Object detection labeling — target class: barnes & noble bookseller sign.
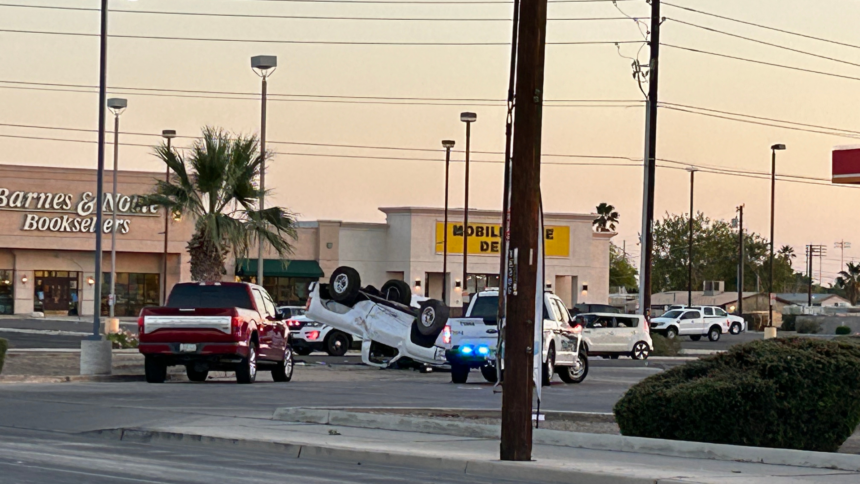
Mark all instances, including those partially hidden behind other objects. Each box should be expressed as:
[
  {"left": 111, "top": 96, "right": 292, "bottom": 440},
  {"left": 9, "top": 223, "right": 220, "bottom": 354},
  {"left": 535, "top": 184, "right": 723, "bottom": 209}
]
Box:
[{"left": 0, "top": 188, "right": 159, "bottom": 234}]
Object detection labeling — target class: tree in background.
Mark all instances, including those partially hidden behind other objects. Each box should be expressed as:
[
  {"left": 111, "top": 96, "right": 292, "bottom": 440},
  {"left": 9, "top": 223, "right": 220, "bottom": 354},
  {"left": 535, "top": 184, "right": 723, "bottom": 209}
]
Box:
[
  {"left": 651, "top": 212, "right": 797, "bottom": 294},
  {"left": 593, "top": 203, "right": 619, "bottom": 232},
  {"left": 836, "top": 262, "right": 860, "bottom": 305},
  {"left": 778, "top": 245, "right": 796, "bottom": 267},
  {"left": 610, "top": 243, "right": 639, "bottom": 293},
  {"left": 144, "top": 127, "right": 298, "bottom": 282}
]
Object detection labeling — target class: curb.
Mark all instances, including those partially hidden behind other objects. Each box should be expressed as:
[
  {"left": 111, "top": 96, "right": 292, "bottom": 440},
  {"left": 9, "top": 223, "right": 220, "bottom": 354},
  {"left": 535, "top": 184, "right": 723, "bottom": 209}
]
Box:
[
  {"left": 83, "top": 428, "right": 664, "bottom": 484},
  {"left": 274, "top": 407, "right": 860, "bottom": 473},
  {"left": 0, "top": 373, "right": 184, "bottom": 384}
]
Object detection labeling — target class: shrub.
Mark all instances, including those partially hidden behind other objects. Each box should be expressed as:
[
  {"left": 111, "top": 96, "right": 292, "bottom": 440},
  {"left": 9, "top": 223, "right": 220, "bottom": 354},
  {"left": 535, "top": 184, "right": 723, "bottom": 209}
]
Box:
[
  {"left": 106, "top": 330, "right": 139, "bottom": 349},
  {"left": 0, "top": 338, "right": 6, "bottom": 375},
  {"left": 614, "top": 338, "right": 860, "bottom": 452},
  {"left": 796, "top": 319, "right": 822, "bottom": 334},
  {"left": 650, "top": 333, "right": 681, "bottom": 357},
  {"left": 780, "top": 314, "right": 796, "bottom": 331},
  {"left": 836, "top": 326, "right": 852, "bottom": 335}
]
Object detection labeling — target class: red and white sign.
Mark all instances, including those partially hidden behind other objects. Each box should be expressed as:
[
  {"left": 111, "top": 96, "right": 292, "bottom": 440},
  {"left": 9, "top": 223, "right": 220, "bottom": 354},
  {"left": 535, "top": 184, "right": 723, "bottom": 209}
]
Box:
[{"left": 832, "top": 145, "right": 860, "bottom": 184}]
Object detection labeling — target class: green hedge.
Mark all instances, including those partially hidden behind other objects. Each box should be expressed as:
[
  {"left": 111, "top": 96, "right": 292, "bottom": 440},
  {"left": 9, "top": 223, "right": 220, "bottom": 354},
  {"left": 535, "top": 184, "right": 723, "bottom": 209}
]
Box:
[
  {"left": 797, "top": 319, "right": 822, "bottom": 334},
  {"left": 614, "top": 338, "right": 860, "bottom": 452},
  {"left": 780, "top": 314, "right": 796, "bottom": 331},
  {"left": 650, "top": 333, "right": 681, "bottom": 357},
  {"left": 836, "top": 326, "right": 852, "bottom": 335},
  {"left": 0, "top": 338, "right": 7, "bottom": 375}
]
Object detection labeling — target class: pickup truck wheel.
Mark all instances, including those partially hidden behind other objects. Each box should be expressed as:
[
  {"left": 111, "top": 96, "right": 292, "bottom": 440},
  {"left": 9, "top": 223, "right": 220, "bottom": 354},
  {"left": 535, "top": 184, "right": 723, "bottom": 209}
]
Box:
[
  {"left": 381, "top": 280, "right": 413, "bottom": 306},
  {"left": 689, "top": 335, "right": 702, "bottom": 341},
  {"left": 558, "top": 352, "right": 588, "bottom": 384},
  {"left": 236, "top": 346, "right": 258, "bottom": 384},
  {"left": 480, "top": 365, "right": 498, "bottom": 383},
  {"left": 541, "top": 346, "right": 555, "bottom": 387},
  {"left": 730, "top": 323, "right": 742, "bottom": 335},
  {"left": 272, "top": 347, "right": 294, "bottom": 382},
  {"left": 325, "top": 331, "right": 350, "bottom": 357},
  {"left": 144, "top": 356, "right": 167, "bottom": 384},
  {"left": 631, "top": 341, "right": 650, "bottom": 360},
  {"left": 329, "top": 267, "right": 361, "bottom": 305},
  {"left": 708, "top": 326, "right": 721, "bottom": 342},
  {"left": 451, "top": 363, "right": 469, "bottom": 384},
  {"left": 186, "top": 367, "right": 208, "bottom": 382},
  {"left": 417, "top": 300, "right": 449, "bottom": 336},
  {"left": 665, "top": 327, "right": 678, "bottom": 340}
]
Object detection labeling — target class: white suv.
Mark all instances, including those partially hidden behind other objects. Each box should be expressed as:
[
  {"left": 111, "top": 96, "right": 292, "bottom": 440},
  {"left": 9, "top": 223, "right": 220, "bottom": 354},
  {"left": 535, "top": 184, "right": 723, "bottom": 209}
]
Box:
[
  {"left": 572, "top": 313, "right": 652, "bottom": 360},
  {"left": 650, "top": 308, "right": 725, "bottom": 342}
]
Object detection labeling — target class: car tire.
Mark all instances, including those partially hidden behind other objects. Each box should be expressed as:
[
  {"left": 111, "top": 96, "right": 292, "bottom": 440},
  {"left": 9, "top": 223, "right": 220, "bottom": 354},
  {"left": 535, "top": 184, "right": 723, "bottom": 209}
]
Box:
[
  {"left": 145, "top": 356, "right": 167, "bottom": 384},
  {"left": 451, "top": 363, "right": 469, "bottom": 384},
  {"left": 416, "top": 300, "right": 449, "bottom": 337},
  {"left": 730, "top": 323, "right": 742, "bottom": 335},
  {"left": 236, "top": 345, "right": 258, "bottom": 384},
  {"left": 381, "top": 280, "right": 413, "bottom": 306},
  {"left": 665, "top": 327, "right": 678, "bottom": 340},
  {"left": 325, "top": 331, "right": 351, "bottom": 357},
  {"left": 631, "top": 341, "right": 650, "bottom": 360},
  {"left": 541, "top": 345, "right": 555, "bottom": 387},
  {"left": 480, "top": 365, "right": 498, "bottom": 383},
  {"left": 329, "top": 266, "right": 361, "bottom": 305},
  {"left": 186, "top": 366, "right": 208, "bottom": 382},
  {"left": 689, "top": 335, "right": 702, "bottom": 341},
  {"left": 558, "top": 352, "right": 588, "bottom": 384},
  {"left": 272, "top": 347, "right": 294, "bottom": 382},
  {"left": 708, "top": 326, "right": 721, "bottom": 342},
  {"left": 294, "top": 347, "right": 312, "bottom": 356}
]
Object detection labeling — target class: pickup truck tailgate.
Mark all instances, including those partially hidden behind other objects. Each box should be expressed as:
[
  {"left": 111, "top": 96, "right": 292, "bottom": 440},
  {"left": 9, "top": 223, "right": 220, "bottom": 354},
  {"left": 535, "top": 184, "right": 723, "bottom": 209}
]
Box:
[
  {"left": 142, "top": 315, "right": 232, "bottom": 335},
  {"left": 447, "top": 318, "right": 499, "bottom": 348}
]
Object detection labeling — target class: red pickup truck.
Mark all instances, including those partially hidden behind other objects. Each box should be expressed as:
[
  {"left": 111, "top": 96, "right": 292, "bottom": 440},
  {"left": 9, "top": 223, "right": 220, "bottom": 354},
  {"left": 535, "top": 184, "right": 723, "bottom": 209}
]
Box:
[{"left": 138, "top": 282, "right": 293, "bottom": 384}]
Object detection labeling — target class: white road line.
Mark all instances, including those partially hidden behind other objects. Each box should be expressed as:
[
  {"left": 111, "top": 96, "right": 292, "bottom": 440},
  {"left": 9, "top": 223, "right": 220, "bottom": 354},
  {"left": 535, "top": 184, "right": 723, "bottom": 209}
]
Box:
[{"left": 0, "top": 327, "right": 90, "bottom": 337}]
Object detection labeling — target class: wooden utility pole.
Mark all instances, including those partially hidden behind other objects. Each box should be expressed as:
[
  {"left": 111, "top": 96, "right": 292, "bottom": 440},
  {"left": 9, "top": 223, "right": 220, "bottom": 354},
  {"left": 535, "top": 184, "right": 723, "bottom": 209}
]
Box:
[
  {"left": 737, "top": 205, "right": 744, "bottom": 315},
  {"left": 500, "top": 0, "right": 548, "bottom": 462}
]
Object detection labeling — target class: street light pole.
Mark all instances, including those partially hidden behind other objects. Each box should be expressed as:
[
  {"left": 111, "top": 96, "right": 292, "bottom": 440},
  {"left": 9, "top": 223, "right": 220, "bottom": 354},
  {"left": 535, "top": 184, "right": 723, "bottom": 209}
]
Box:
[
  {"left": 460, "top": 112, "right": 477, "bottom": 303},
  {"left": 769, "top": 144, "right": 786, "bottom": 327},
  {"left": 251, "top": 55, "right": 277, "bottom": 288},
  {"left": 686, "top": 167, "right": 697, "bottom": 307},
  {"left": 161, "top": 130, "right": 176, "bottom": 306},
  {"left": 107, "top": 98, "right": 127, "bottom": 320},
  {"left": 91, "top": 0, "right": 110, "bottom": 338},
  {"left": 442, "top": 140, "right": 456, "bottom": 304}
]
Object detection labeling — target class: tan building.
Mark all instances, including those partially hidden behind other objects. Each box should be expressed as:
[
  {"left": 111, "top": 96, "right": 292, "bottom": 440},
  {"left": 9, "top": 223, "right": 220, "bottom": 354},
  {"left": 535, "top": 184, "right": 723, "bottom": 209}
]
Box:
[{"left": 0, "top": 165, "right": 193, "bottom": 317}]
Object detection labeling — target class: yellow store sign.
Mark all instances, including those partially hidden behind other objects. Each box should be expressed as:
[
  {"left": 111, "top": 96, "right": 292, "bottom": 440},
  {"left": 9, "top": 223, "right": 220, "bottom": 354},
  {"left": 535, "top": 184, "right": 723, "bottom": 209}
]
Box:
[{"left": 435, "top": 222, "right": 570, "bottom": 257}]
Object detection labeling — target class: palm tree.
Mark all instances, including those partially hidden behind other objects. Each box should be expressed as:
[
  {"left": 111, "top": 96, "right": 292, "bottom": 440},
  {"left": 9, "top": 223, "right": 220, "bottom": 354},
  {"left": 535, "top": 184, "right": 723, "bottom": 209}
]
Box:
[
  {"left": 144, "top": 127, "right": 297, "bottom": 282},
  {"left": 836, "top": 262, "right": 860, "bottom": 305},
  {"left": 593, "top": 203, "right": 619, "bottom": 232},
  {"left": 778, "top": 245, "right": 796, "bottom": 267}
]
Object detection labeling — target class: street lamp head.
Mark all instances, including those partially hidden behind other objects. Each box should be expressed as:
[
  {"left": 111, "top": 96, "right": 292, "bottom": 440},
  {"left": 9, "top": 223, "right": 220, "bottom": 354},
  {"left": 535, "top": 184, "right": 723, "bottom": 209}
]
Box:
[
  {"left": 686, "top": 166, "right": 699, "bottom": 173},
  {"left": 161, "top": 129, "right": 177, "bottom": 140},
  {"left": 771, "top": 144, "right": 786, "bottom": 151},
  {"left": 107, "top": 98, "right": 127, "bottom": 114},
  {"left": 442, "top": 140, "right": 456, "bottom": 149},
  {"left": 251, "top": 55, "right": 278, "bottom": 71},
  {"left": 460, "top": 112, "right": 477, "bottom": 123}
]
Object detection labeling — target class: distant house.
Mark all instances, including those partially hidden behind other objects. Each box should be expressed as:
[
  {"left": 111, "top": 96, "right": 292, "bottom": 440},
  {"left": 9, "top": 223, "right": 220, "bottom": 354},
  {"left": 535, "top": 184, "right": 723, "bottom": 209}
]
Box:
[
  {"left": 776, "top": 293, "right": 850, "bottom": 307},
  {"left": 651, "top": 291, "right": 771, "bottom": 313}
]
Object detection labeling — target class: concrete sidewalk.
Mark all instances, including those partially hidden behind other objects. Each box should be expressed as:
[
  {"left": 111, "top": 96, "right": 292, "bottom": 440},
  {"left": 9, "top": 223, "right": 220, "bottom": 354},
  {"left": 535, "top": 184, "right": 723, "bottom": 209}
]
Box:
[{"left": 88, "top": 414, "right": 860, "bottom": 483}]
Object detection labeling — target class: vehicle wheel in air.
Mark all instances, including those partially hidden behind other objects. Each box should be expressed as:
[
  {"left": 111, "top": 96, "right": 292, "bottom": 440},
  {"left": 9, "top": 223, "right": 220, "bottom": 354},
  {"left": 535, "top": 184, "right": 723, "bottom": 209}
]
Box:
[
  {"left": 631, "top": 341, "right": 650, "bottom": 360},
  {"left": 381, "top": 280, "right": 413, "bottom": 306},
  {"left": 145, "top": 356, "right": 167, "bottom": 384},
  {"left": 541, "top": 346, "right": 555, "bottom": 387},
  {"left": 272, "top": 347, "right": 294, "bottom": 382},
  {"left": 689, "top": 335, "right": 702, "bottom": 341},
  {"left": 665, "top": 327, "right": 678, "bottom": 340},
  {"left": 708, "top": 326, "right": 721, "bottom": 342},
  {"left": 236, "top": 345, "right": 258, "bottom": 384},
  {"left": 329, "top": 266, "right": 361, "bottom": 305},
  {"left": 480, "top": 365, "right": 498, "bottom": 383},
  {"left": 325, "top": 331, "right": 351, "bottom": 357},
  {"left": 416, "top": 300, "right": 449, "bottom": 336},
  {"left": 558, "top": 352, "right": 588, "bottom": 384},
  {"left": 730, "top": 323, "right": 742, "bottom": 335},
  {"left": 451, "top": 363, "right": 469, "bottom": 384},
  {"left": 294, "top": 347, "right": 312, "bottom": 356},
  {"left": 186, "top": 366, "right": 208, "bottom": 382}
]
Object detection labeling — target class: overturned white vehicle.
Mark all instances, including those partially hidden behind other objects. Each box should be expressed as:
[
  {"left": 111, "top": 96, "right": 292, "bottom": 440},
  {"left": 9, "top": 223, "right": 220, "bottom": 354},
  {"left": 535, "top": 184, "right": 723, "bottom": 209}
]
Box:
[{"left": 306, "top": 266, "right": 450, "bottom": 368}]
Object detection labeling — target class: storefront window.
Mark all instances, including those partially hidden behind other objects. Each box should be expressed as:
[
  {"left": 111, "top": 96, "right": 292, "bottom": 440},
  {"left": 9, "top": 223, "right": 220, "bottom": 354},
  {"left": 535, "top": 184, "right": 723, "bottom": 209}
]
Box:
[
  {"left": 101, "top": 273, "right": 160, "bottom": 317},
  {"left": 466, "top": 273, "right": 501, "bottom": 296},
  {"left": 239, "top": 276, "right": 316, "bottom": 306},
  {"left": 0, "top": 270, "right": 13, "bottom": 315},
  {"left": 34, "top": 271, "right": 80, "bottom": 315}
]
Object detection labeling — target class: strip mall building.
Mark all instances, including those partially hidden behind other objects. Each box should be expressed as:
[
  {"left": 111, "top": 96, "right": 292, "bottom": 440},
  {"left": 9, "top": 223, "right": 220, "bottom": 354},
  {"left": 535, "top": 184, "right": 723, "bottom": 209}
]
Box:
[{"left": 0, "top": 165, "right": 613, "bottom": 316}]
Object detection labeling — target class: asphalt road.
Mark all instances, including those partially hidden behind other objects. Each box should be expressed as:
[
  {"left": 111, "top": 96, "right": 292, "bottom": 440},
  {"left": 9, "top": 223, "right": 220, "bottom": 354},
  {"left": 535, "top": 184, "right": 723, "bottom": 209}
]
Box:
[{"left": 0, "top": 427, "right": 546, "bottom": 484}]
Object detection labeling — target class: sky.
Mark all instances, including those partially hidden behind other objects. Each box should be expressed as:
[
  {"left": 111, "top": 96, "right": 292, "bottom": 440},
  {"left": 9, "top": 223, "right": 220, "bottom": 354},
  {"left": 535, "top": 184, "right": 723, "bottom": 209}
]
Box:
[{"left": 2, "top": 0, "right": 860, "bottom": 285}]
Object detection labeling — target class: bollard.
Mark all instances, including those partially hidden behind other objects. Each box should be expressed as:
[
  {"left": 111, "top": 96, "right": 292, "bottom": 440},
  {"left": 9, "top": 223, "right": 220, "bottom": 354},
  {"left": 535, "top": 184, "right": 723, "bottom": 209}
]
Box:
[{"left": 764, "top": 327, "right": 778, "bottom": 339}]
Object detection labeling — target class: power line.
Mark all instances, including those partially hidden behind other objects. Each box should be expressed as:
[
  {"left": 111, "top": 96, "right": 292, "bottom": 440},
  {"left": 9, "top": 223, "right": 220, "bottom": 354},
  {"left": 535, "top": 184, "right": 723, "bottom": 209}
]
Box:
[
  {"left": 662, "top": 1, "right": 860, "bottom": 51},
  {"left": 0, "top": 28, "right": 643, "bottom": 46},
  {"left": 660, "top": 105, "right": 860, "bottom": 139},
  {"left": 666, "top": 18, "right": 860, "bottom": 69},
  {"left": 0, "top": 3, "right": 636, "bottom": 22}
]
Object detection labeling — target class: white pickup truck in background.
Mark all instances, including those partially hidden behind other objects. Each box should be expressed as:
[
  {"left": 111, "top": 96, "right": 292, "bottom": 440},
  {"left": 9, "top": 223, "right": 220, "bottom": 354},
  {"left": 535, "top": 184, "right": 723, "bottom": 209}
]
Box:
[{"left": 443, "top": 290, "right": 588, "bottom": 386}]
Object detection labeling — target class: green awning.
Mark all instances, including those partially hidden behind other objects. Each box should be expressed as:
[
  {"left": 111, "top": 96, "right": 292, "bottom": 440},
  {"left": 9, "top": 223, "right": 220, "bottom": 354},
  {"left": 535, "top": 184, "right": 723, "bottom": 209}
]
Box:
[{"left": 236, "top": 259, "right": 324, "bottom": 279}]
